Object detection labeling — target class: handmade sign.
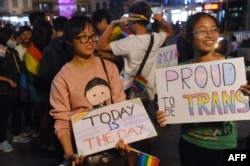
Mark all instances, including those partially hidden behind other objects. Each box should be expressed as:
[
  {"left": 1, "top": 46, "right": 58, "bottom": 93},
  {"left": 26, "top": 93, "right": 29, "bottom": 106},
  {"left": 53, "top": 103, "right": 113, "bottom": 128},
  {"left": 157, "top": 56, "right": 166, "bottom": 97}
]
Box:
[
  {"left": 156, "top": 44, "right": 178, "bottom": 69},
  {"left": 156, "top": 57, "right": 250, "bottom": 124},
  {"left": 71, "top": 98, "right": 157, "bottom": 156}
]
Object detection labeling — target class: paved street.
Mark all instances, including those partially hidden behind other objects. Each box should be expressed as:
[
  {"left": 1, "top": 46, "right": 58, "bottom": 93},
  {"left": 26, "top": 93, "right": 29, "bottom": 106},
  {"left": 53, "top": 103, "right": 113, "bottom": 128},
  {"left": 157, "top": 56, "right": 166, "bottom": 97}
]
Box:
[{"left": 1, "top": 120, "right": 250, "bottom": 166}]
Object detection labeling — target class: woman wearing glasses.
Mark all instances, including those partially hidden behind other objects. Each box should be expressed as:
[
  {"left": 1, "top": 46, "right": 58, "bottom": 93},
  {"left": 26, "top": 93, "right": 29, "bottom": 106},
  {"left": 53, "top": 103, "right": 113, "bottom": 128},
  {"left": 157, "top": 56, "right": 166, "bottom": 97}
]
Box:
[
  {"left": 156, "top": 12, "right": 249, "bottom": 166},
  {"left": 49, "top": 15, "right": 134, "bottom": 166}
]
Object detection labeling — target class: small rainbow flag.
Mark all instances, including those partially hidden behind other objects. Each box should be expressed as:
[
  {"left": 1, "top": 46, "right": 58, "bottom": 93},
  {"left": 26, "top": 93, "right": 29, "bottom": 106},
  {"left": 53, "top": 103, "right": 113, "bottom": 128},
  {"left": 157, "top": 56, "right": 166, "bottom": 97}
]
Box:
[
  {"left": 133, "top": 75, "right": 148, "bottom": 92},
  {"left": 131, "top": 148, "right": 160, "bottom": 166}
]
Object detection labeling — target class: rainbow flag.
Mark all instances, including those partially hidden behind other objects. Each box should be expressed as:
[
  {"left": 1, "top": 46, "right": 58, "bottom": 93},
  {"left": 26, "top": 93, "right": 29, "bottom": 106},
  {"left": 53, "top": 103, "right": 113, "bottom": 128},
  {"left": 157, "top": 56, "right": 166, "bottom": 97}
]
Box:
[
  {"left": 21, "top": 43, "right": 45, "bottom": 102},
  {"left": 110, "top": 26, "right": 131, "bottom": 42},
  {"left": 136, "top": 152, "right": 160, "bottom": 166},
  {"left": 133, "top": 75, "right": 148, "bottom": 92}
]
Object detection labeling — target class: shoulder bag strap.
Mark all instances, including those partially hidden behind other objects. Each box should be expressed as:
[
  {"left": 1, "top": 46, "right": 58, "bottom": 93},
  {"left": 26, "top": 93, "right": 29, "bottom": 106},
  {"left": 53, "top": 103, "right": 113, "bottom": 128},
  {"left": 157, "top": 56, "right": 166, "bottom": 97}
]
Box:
[
  {"left": 136, "top": 34, "right": 154, "bottom": 75},
  {"left": 100, "top": 58, "right": 113, "bottom": 104},
  {"left": 12, "top": 51, "right": 21, "bottom": 74}
]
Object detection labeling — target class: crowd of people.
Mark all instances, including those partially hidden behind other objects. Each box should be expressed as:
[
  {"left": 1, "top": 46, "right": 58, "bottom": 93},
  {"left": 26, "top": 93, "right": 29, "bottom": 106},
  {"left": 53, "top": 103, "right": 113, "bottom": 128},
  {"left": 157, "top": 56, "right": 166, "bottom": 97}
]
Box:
[
  {"left": 0, "top": 11, "right": 70, "bottom": 155},
  {"left": 1, "top": 1, "right": 250, "bottom": 166}
]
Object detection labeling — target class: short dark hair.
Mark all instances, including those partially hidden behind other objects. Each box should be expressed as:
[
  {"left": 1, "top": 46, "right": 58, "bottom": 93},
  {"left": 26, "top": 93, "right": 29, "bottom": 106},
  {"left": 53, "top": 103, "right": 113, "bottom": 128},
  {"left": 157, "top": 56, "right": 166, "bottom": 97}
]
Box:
[
  {"left": 128, "top": 1, "right": 152, "bottom": 26},
  {"left": 0, "top": 27, "right": 14, "bottom": 46},
  {"left": 92, "top": 9, "right": 111, "bottom": 24},
  {"left": 63, "top": 15, "right": 94, "bottom": 44},
  {"left": 29, "top": 11, "right": 45, "bottom": 26},
  {"left": 53, "top": 16, "right": 68, "bottom": 32},
  {"left": 32, "top": 19, "right": 53, "bottom": 51},
  {"left": 18, "top": 25, "right": 32, "bottom": 36},
  {"left": 151, "top": 20, "right": 166, "bottom": 32}
]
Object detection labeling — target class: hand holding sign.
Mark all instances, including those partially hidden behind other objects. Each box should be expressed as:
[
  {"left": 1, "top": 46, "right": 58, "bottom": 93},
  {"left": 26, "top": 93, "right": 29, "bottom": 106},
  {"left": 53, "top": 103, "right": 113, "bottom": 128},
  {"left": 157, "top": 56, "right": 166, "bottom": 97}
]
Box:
[
  {"left": 156, "top": 110, "right": 167, "bottom": 127},
  {"left": 71, "top": 98, "right": 157, "bottom": 156},
  {"left": 156, "top": 57, "right": 250, "bottom": 124}
]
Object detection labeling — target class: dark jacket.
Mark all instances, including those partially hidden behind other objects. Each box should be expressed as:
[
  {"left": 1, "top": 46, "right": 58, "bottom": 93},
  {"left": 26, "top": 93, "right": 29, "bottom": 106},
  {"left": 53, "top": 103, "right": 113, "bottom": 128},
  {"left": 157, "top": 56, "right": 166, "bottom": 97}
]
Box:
[
  {"left": 0, "top": 48, "right": 22, "bottom": 98},
  {"left": 38, "top": 36, "right": 73, "bottom": 98}
]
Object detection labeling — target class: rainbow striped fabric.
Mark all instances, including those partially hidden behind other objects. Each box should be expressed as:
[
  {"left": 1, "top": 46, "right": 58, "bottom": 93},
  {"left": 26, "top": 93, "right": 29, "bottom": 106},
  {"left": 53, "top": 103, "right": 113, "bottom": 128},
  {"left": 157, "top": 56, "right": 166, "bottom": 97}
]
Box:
[
  {"left": 21, "top": 42, "right": 45, "bottom": 102},
  {"left": 136, "top": 152, "right": 160, "bottom": 166},
  {"left": 133, "top": 75, "right": 148, "bottom": 92},
  {"left": 110, "top": 26, "right": 131, "bottom": 42}
]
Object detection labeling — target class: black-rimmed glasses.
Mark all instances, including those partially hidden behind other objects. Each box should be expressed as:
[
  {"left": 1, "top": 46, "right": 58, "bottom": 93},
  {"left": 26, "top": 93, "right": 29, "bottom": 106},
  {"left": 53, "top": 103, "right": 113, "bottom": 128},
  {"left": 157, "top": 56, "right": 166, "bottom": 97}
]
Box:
[{"left": 74, "top": 34, "right": 97, "bottom": 43}]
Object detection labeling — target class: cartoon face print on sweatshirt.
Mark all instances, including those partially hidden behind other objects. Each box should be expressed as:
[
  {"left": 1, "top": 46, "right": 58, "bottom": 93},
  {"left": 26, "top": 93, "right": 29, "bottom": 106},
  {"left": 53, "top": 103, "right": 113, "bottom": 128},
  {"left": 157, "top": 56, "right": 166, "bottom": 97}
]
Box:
[{"left": 84, "top": 77, "right": 110, "bottom": 109}]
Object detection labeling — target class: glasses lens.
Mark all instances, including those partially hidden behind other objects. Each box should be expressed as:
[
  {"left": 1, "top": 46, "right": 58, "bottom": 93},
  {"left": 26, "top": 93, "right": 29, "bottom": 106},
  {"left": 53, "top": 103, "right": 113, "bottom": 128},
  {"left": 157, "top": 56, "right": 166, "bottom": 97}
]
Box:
[
  {"left": 76, "top": 35, "right": 97, "bottom": 43},
  {"left": 194, "top": 28, "right": 219, "bottom": 36}
]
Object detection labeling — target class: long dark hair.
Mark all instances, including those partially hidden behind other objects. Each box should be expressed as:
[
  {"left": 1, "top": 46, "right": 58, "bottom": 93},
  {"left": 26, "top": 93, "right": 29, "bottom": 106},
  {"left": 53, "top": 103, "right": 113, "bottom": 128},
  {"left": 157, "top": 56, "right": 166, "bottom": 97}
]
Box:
[{"left": 184, "top": 12, "right": 219, "bottom": 60}]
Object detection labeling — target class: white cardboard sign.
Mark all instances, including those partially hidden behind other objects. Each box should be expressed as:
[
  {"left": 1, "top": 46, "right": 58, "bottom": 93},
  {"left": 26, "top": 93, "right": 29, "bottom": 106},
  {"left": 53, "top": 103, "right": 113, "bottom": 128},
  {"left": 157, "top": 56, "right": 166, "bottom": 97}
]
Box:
[
  {"left": 156, "top": 57, "right": 250, "bottom": 124},
  {"left": 156, "top": 44, "right": 178, "bottom": 68},
  {"left": 71, "top": 98, "right": 157, "bottom": 156}
]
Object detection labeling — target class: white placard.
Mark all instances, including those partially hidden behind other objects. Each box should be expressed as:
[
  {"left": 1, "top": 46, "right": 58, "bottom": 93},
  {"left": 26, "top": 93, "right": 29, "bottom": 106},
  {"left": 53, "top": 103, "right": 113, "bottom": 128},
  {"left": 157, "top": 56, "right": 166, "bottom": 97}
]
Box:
[
  {"left": 156, "top": 44, "right": 178, "bottom": 68},
  {"left": 71, "top": 98, "right": 158, "bottom": 156},
  {"left": 156, "top": 57, "right": 250, "bottom": 124}
]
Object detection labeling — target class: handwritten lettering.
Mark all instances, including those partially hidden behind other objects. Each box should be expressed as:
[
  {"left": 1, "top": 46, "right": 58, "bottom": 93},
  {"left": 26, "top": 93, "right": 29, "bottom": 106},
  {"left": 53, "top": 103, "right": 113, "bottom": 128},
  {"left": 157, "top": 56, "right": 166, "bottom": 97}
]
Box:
[
  {"left": 157, "top": 49, "right": 176, "bottom": 64},
  {"left": 161, "top": 97, "right": 175, "bottom": 116},
  {"left": 182, "top": 90, "right": 249, "bottom": 116},
  {"left": 165, "top": 63, "right": 236, "bottom": 91},
  {"left": 83, "top": 124, "right": 144, "bottom": 149},
  {"left": 156, "top": 58, "right": 249, "bottom": 124},
  {"left": 82, "top": 104, "right": 134, "bottom": 126}
]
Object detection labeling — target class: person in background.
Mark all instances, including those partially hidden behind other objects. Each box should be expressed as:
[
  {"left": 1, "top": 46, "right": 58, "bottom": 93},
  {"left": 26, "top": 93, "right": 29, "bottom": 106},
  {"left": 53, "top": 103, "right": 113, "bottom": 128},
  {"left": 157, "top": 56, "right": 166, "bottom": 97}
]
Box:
[
  {"left": 38, "top": 15, "right": 71, "bottom": 161},
  {"left": 92, "top": 9, "right": 126, "bottom": 73},
  {"left": 15, "top": 26, "right": 34, "bottom": 137},
  {"left": 151, "top": 20, "right": 168, "bottom": 33},
  {"left": 156, "top": 12, "right": 250, "bottom": 166},
  {"left": 23, "top": 19, "right": 53, "bottom": 143},
  {"left": 28, "top": 11, "right": 46, "bottom": 27},
  {"left": 0, "top": 27, "right": 30, "bottom": 153},
  {"left": 96, "top": 0, "right": 173, "bottom": 159},
  {"left": 38, "top": 16, "right": 71, "bottom": 99},
  {"left": 228, "top": 35, "right": 239, "bottom": 57},
  {"left": 151, "top": 18, "right": 174, "bottom": 47},
  {"left": 15, "top": 26, "right": 32, "bottom": 60},
  {"left": 4, "top": 23, "right": 16, "bottom": 31},
  {"left": 52, "top": 16, "right": 68, "bottom": 38},
  {"left": 175, "top": 27, "right": 190, "bottom": 62},
  {"left": 49, "top": 15, "right": 135, "bottom": 166}
]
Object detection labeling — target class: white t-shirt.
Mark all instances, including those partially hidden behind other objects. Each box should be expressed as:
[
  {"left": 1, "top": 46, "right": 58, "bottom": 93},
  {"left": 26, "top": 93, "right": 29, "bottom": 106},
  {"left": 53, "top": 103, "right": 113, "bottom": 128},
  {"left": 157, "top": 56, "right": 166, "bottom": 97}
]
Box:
[
  {"left": 15, "top": 44, "right": 27, "bottom": 61},
  {"left": 230, "top": 41, "right": 239, "bottom": 52},
  {"left": 110, "top": 32, "right": 166, "bottom": 100}
]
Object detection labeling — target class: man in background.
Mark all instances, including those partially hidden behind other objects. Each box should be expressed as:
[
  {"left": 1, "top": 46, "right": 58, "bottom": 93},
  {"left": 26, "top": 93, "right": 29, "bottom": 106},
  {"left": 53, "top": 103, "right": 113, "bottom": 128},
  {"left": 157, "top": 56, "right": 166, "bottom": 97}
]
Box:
[
  {"left": 15, "top": 26, "right": 34, "bottom": 137},
  {"left": 38, "top": 16, "right": 72, "bottom": 163},
  {"left": 92, "top": 9, "right": 127, "bottom": 73}
]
